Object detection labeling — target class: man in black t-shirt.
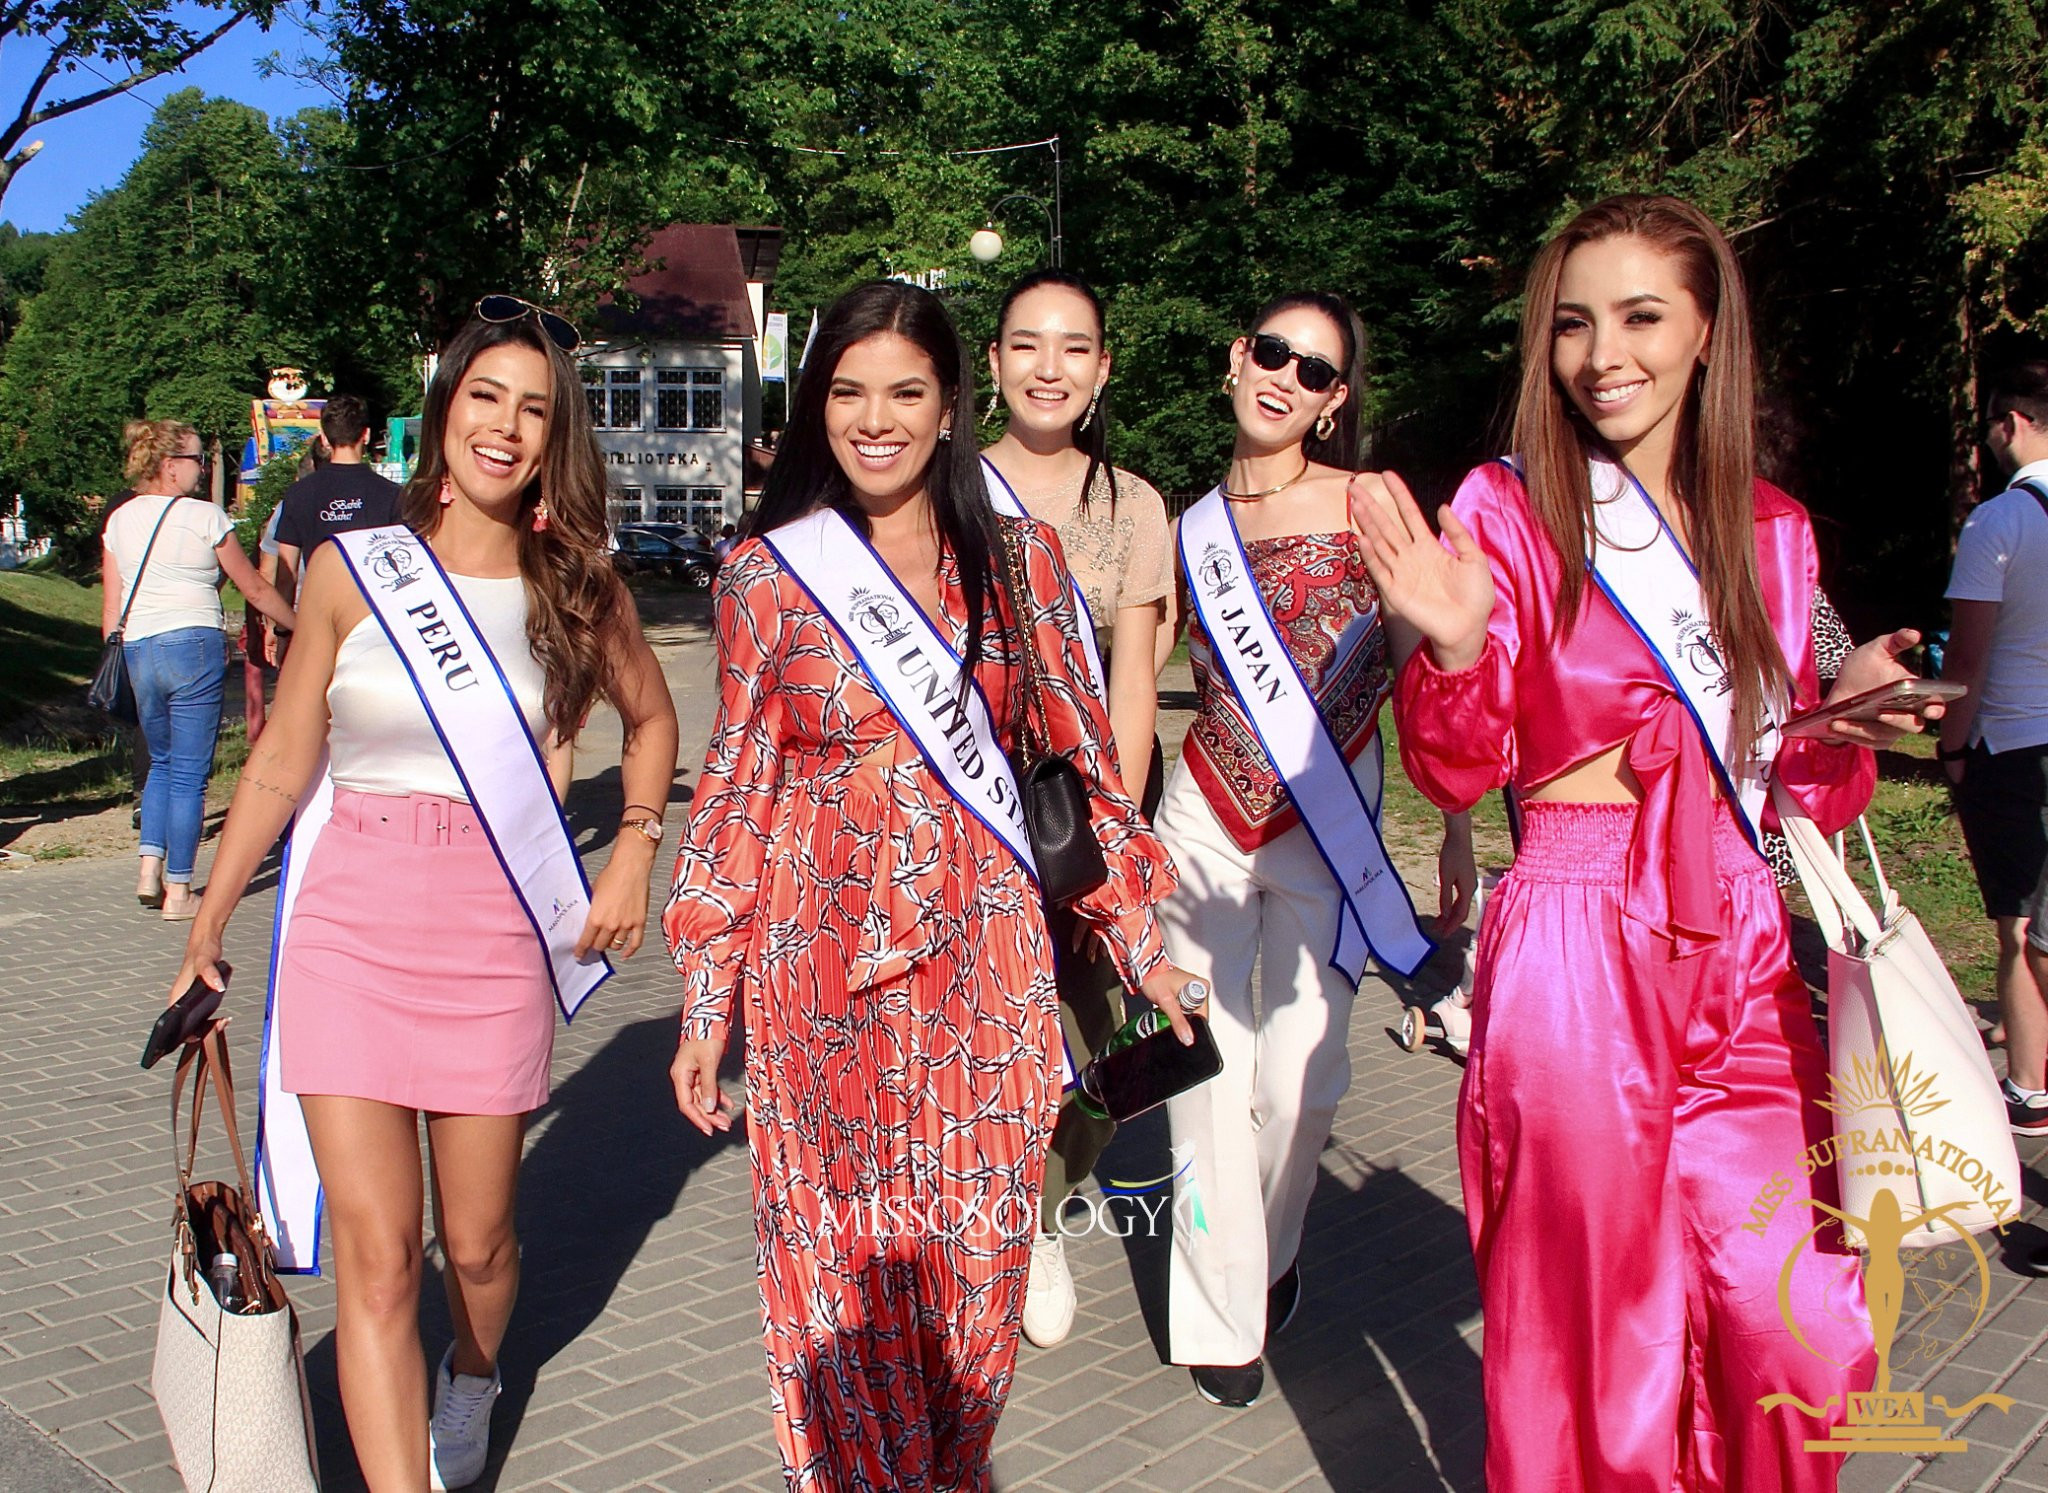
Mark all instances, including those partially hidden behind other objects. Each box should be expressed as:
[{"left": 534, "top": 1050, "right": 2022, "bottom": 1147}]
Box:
[{"left": 274, "top": 394, "right": 401, "bottom": 591}]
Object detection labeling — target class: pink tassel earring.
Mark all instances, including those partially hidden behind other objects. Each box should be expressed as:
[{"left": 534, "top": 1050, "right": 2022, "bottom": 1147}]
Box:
[
  {"left": 532, "top": 497, "right": 550, "bottom": 533},
  {"left": 438, "top": 476, "right": 455, "bottom": 506}
]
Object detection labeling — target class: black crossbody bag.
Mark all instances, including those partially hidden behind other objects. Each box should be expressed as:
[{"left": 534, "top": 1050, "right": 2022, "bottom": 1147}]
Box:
[{"left": 87, "top": 500, "right": 179, "bottom": 723}]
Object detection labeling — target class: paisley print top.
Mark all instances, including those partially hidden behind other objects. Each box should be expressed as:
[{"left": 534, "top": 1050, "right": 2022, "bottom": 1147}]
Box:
[
  {"left": 1183, "top": 531, "right": 1390, "bottom": 851},
  {"left": 665, "top": 513, "right": 1176, "bottom": 1039}
]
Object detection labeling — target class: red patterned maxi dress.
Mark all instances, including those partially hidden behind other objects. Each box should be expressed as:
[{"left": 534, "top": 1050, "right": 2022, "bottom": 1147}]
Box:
[{"left": 664, "top": 514, "right": 1175, "bottom": 1492}]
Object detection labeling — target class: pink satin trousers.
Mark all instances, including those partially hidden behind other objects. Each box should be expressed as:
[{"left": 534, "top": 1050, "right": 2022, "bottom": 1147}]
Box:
[{"left": 1461, "top": 801, "right": 1874, "bottom": 1491}]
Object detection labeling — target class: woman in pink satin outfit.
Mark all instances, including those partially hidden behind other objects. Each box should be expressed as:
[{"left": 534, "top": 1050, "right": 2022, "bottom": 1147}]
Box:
[{"left": 1350, "top": 196, "right": 1944, "bottom": 1491}]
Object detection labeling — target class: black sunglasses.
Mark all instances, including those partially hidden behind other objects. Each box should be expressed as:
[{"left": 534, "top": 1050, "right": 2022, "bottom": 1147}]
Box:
[
  {"left": 1247, "top": 332, "right": 1342, "bottom": 393},
  {"left": 476, "top": 294, "right": 581, "bottom": 353}
]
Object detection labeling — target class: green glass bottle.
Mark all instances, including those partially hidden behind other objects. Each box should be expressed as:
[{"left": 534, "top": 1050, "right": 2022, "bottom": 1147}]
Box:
[{"left": 1075, "top": 978, "right": 1209, "bottom": 1120}]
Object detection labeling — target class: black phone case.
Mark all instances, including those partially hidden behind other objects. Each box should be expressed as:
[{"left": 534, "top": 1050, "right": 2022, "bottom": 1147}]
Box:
[
  {"left": 1091, "top": 1015, "right": 1224, "bottom": 1122},
  {"left": 141, "top": 962, "right": 231, "bottom": 1070}
]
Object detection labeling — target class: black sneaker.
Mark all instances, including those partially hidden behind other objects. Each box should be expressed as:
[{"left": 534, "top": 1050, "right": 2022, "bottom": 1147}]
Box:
[
  {"left": 1192, "top": 1359, "right": 1264, "bottom": 1408},
  {"left": 1267, "top": 1261, "right": 1302, "bottom": 1338},
  {"left": 2008, "top": 1090, "right": 2048, "bottom": 1136}
]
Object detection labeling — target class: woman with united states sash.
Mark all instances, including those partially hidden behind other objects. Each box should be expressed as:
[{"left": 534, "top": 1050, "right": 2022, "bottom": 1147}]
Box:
[
  {"left": 663, "top": 281, "right": 1196, "bottom": 1492},
  {"left": 1156, "top": 290, "right": 1474, "bottom": 1411},
  {"left": 1352, "top": 196, "right": 1940, "bottom": 1492},
  {"left": 165, "top": 304, "right": 678, "bottom": 1492}
]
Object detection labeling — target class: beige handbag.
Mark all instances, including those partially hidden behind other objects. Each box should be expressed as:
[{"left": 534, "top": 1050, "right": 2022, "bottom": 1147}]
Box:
[
  {"left": 150, "top": 1026, "right": 321, "bottom": 1491},
  {"left": 1772, "top": 781, "right": 2020, "bottom": 1249}
]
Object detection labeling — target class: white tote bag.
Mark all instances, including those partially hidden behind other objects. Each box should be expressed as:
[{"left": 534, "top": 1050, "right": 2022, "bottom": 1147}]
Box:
[
  {"left": 1772, "top": 781, "right": 2019, "bottom": 1248},
  {"left": 151, "top": 1029, "right": 321, "bottom": 1491}
]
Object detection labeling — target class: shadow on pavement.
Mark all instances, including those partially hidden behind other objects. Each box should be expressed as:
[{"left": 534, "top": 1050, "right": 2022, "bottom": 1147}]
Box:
[
  {"left": 1095, "top": 1035, "right": 1483, "bottom": 1490},
  {"left": 302, "top": 1015, "right": 748, "bottom": 1490}
]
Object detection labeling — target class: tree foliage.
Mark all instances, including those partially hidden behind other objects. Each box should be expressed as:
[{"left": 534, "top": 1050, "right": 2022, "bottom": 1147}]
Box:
[{"left": 4, "top": 0, "right": 2048, "bottom": 621}]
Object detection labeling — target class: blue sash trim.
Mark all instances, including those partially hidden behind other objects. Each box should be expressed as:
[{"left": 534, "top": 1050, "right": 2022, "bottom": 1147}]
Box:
[{"left": 1181, "top": 493, "right": 1434, "bottom": 980}]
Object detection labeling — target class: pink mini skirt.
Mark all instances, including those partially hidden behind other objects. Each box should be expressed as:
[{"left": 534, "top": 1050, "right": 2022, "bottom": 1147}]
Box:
[{"left": 277, "top": 789, "right": 554, "bottom": 1114}]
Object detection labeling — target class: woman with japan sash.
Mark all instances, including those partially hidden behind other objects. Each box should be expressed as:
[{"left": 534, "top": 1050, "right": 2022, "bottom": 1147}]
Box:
[
  {"left": 165, "top": 304, "right": 678, "bottom": 1491},
  {"left": 1157, "top": 290, "right": 1474, "bottom": 1410},
  {"left": 979, "top": 268, "right": 1175, "bottom": 1350},
  {"left": 1352, "top": 195, "right": 1938, "bottom": 1491},
  {"left": 664, "top": 281, "right": 1195, "bottom": 1490}
]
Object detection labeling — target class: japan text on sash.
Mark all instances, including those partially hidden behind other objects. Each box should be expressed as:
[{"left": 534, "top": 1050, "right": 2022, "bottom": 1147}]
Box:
[
  {"left": 1179, "top": 489, "right": 1434, "bottom": 982},
  {"left": 761, "top": 506, "right": 1081, "bottom": 1086},
  {"left": 1565, "top": 457, "right": 1783, "bottom": 842},
  {"left": 254, "top": 526, "right": 608, "bottom": 1272}
]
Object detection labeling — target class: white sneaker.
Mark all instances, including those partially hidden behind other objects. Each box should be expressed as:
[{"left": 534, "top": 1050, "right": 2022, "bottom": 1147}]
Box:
[
  {"left": 1022, "top": 1231, "right": 1076, "bottom": 1347},
  {"left": 428, "top": 1345, "right": 501, "bottom": 1490}
]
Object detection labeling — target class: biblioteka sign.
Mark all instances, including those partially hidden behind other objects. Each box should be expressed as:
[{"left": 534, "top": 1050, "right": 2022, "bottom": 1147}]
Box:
[{"left": 606, "top": 450, "right": 709, "bottom": 468}]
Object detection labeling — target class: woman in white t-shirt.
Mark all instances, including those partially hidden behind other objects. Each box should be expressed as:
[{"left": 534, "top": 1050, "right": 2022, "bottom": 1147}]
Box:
[{"left": 102, "top": 420, "right": 295, "bottom": 919}]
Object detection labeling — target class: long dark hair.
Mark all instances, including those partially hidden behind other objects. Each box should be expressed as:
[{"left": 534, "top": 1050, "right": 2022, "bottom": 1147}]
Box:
[
  {"left": 748, "top": 280, "right": 1003, "bottom": 672},
  {"left": 1248, "top": 290, "right": 1366, "bottom": 469},
  {"left": 1510, "top": 193, "right": 1786, "bottom": 741},
  {"left": 992, "top": 268, "right": 1120, "bottom": 514},
  {"left": 401, "top": 314, "right": 628, "bottom": 742}
]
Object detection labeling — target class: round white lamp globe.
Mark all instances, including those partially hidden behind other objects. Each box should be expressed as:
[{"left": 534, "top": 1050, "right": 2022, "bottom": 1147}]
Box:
[{"left": 969, "top": 228, "right": 1004, "bottom": 263}]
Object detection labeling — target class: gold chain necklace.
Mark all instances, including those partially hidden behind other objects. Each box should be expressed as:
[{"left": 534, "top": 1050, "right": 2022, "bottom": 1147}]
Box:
[{"left": 1221, "top": 458, "right": 1312, "bottom": 502}]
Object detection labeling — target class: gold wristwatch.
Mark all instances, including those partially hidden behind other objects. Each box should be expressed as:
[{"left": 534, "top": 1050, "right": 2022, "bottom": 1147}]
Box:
[{"left": 621, "top": 815, "right": 664, "bottom": 846}]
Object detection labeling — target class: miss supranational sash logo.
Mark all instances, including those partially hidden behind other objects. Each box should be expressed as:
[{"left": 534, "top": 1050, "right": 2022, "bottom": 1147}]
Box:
[{"left": 1746, "top": 1042, "right": 2015, "bottom": 1454}]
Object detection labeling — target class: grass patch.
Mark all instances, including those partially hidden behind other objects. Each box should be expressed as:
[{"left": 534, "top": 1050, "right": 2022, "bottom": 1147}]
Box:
[
  {"left": 0, "top": 569, "right": 102, "bottom": 716},
  {"left": 0, "top": 736, "right": 128, "bottom": 812}
]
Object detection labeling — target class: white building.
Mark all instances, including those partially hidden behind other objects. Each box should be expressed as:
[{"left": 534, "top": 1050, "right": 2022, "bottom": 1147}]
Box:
[{"left": 583, "top": 224, "right": 780, "bottom": 536}]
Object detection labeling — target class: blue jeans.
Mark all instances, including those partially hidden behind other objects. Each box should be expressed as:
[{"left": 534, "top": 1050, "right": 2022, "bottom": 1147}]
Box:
[{"left": 126, "top": 627, "right": 226, "bottom": 882}]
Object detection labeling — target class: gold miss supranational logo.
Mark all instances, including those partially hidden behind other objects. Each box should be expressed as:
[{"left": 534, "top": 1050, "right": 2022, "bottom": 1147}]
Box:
[{"left": 1746, "top": 1041, "right": 2015, "bottom": 1455}]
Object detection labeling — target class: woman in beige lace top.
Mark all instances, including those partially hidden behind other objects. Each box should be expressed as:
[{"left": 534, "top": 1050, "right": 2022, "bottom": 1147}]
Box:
[
  {"left": 980, "top": 268, "right": 1173, "bottom": 1355},
  {"left": 982, "top": 271, "right": 1171, "bottom": 804}
]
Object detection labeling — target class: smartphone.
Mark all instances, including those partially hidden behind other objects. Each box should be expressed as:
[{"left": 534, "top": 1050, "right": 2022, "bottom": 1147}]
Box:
[
  {"left": 140, "top": 962, "right": 231, "bottom": 1070},
  {"left": 1780, "top": 679, "right": 1967, "bottom": 739},
  {"left": 1086, "top": 1016, "right": 1224, "bottom": 1122}
]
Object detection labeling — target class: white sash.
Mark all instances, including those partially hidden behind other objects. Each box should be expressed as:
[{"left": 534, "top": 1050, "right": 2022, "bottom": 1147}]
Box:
[
  {"left": 255, "top": 527, "right": 608, "bottom": 1272},
  {"left": 1179, "top": 490, "right": 1434, "bottom": 981},
  {"left": 1571, "top": 457, "right": 1782, "bottom": 842},
  {"left": 761, "top": 506, "right": 1086, "bottom": 1088},
  {"left": 979, "top": 454, "right": 1108, "bottom": 697}
]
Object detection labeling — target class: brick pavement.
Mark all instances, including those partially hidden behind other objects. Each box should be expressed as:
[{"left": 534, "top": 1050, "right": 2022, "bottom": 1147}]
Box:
[{"left": 5, "top": 608, "right": 2048, "bottom": 1491}]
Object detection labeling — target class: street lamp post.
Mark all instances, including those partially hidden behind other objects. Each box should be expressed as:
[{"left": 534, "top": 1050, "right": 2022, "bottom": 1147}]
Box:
[{"left": 965, "top": 135, "right": 1063, "bottom": 268}]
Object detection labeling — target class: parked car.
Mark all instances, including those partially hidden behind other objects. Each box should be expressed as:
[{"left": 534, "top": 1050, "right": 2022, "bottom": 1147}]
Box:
[{"left": 611, "top": 526, "right": 715, "bottom": 587}]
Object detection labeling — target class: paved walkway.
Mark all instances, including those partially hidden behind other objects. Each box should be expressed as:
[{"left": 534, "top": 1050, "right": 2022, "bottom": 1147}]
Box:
[{"left": 5, "top": 604, "right": 2048, "bottom": 1491}]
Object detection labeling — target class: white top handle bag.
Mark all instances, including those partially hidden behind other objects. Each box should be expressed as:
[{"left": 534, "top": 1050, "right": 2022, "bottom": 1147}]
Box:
[{"left": 1770, "top": 780, "right": 2019, "bottom": 1249}]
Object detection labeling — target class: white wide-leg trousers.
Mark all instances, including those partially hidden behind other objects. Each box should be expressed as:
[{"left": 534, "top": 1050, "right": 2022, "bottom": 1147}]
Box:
[{"left": 1155, "top": 749, "right": 1378, "bottom": 1367}]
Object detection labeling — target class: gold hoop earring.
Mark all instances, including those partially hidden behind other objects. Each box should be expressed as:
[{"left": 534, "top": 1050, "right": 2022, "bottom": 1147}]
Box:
[
  {"left": 1078, "top": 388, "right": 1102, "bottom": 433},
  {"left": 1315, "top": 410, "right": 1336, "bottom": 442},
  {"left": 1221, "top": 371, "right": 1239, "bottom": 397}
]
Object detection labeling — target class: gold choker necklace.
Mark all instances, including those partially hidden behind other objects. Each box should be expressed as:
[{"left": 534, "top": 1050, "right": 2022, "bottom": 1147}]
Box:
[{"left": 1221, "top": 459, "right": 1311, "bottom": 502}]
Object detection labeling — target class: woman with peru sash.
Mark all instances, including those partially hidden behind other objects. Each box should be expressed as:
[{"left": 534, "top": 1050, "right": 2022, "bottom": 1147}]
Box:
[
  {"left": 664, "top": 280, "right": 1195, "bottom": 1491},
  {"left": 1157, "top": 290, "right": 1474, "bottom": 1411},
  {"left": 1351, "top": 195, "right": 1939, "bottom": 1492},
  {"left": 980, "top": 268, "right": 1174, "bottom": 1350},
  {"left": 166, "top": 304, "right": 679, "bottom": 1492}
]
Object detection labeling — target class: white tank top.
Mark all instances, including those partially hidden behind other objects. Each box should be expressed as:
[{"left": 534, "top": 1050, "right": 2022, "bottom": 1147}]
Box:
[{"left": 327, "top": 573, "right": 548, "bottom": 801}]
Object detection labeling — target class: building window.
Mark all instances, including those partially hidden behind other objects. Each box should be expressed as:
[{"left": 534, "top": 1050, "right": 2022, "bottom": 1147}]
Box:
[
  {"left": 656, "top": 368, "right": 723, "bottom": 431},
  {"left": 608, "top": 485, "right": 645, "bottom": 529},
  {"left": 584, "top": 367, "right": 643, "bottom": 430},
  {"left": 653, "top": 486, "right": 724, "bottom": 535}
]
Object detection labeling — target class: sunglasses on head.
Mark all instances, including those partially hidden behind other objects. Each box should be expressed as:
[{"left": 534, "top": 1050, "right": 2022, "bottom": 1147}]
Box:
[
  {"left": 475, "top": 295, "right": 581, "bottom": 353},
  {"left": 1247, "top": 332, "right": 1341, "bottom": 394}
]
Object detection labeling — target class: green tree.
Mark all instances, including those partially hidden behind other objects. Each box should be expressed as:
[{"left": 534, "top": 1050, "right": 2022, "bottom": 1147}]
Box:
[
  {"left": 0, "top": 90, "right": 303, "bottom": 554},
  {"left": 0, "top": 1, "right": 277, "bottom": 208}
]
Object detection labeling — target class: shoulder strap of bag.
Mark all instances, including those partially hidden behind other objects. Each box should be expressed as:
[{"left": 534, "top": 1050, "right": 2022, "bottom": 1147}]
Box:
[
  {"left": 2013, "top": 477, "right": 2048, "bottom": 524},
  {"left": 1768, "top": 778, "right": 1888, "bottom": 953},
  {"left": 169, "top": 1024, "right": 261, "bottom": 1217},
  {"left": 114, "top": 499, "right": 180, "bottom": 638},
  {"left": 1000, "top": 522, "right": 1053, "bottom": 763}
]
